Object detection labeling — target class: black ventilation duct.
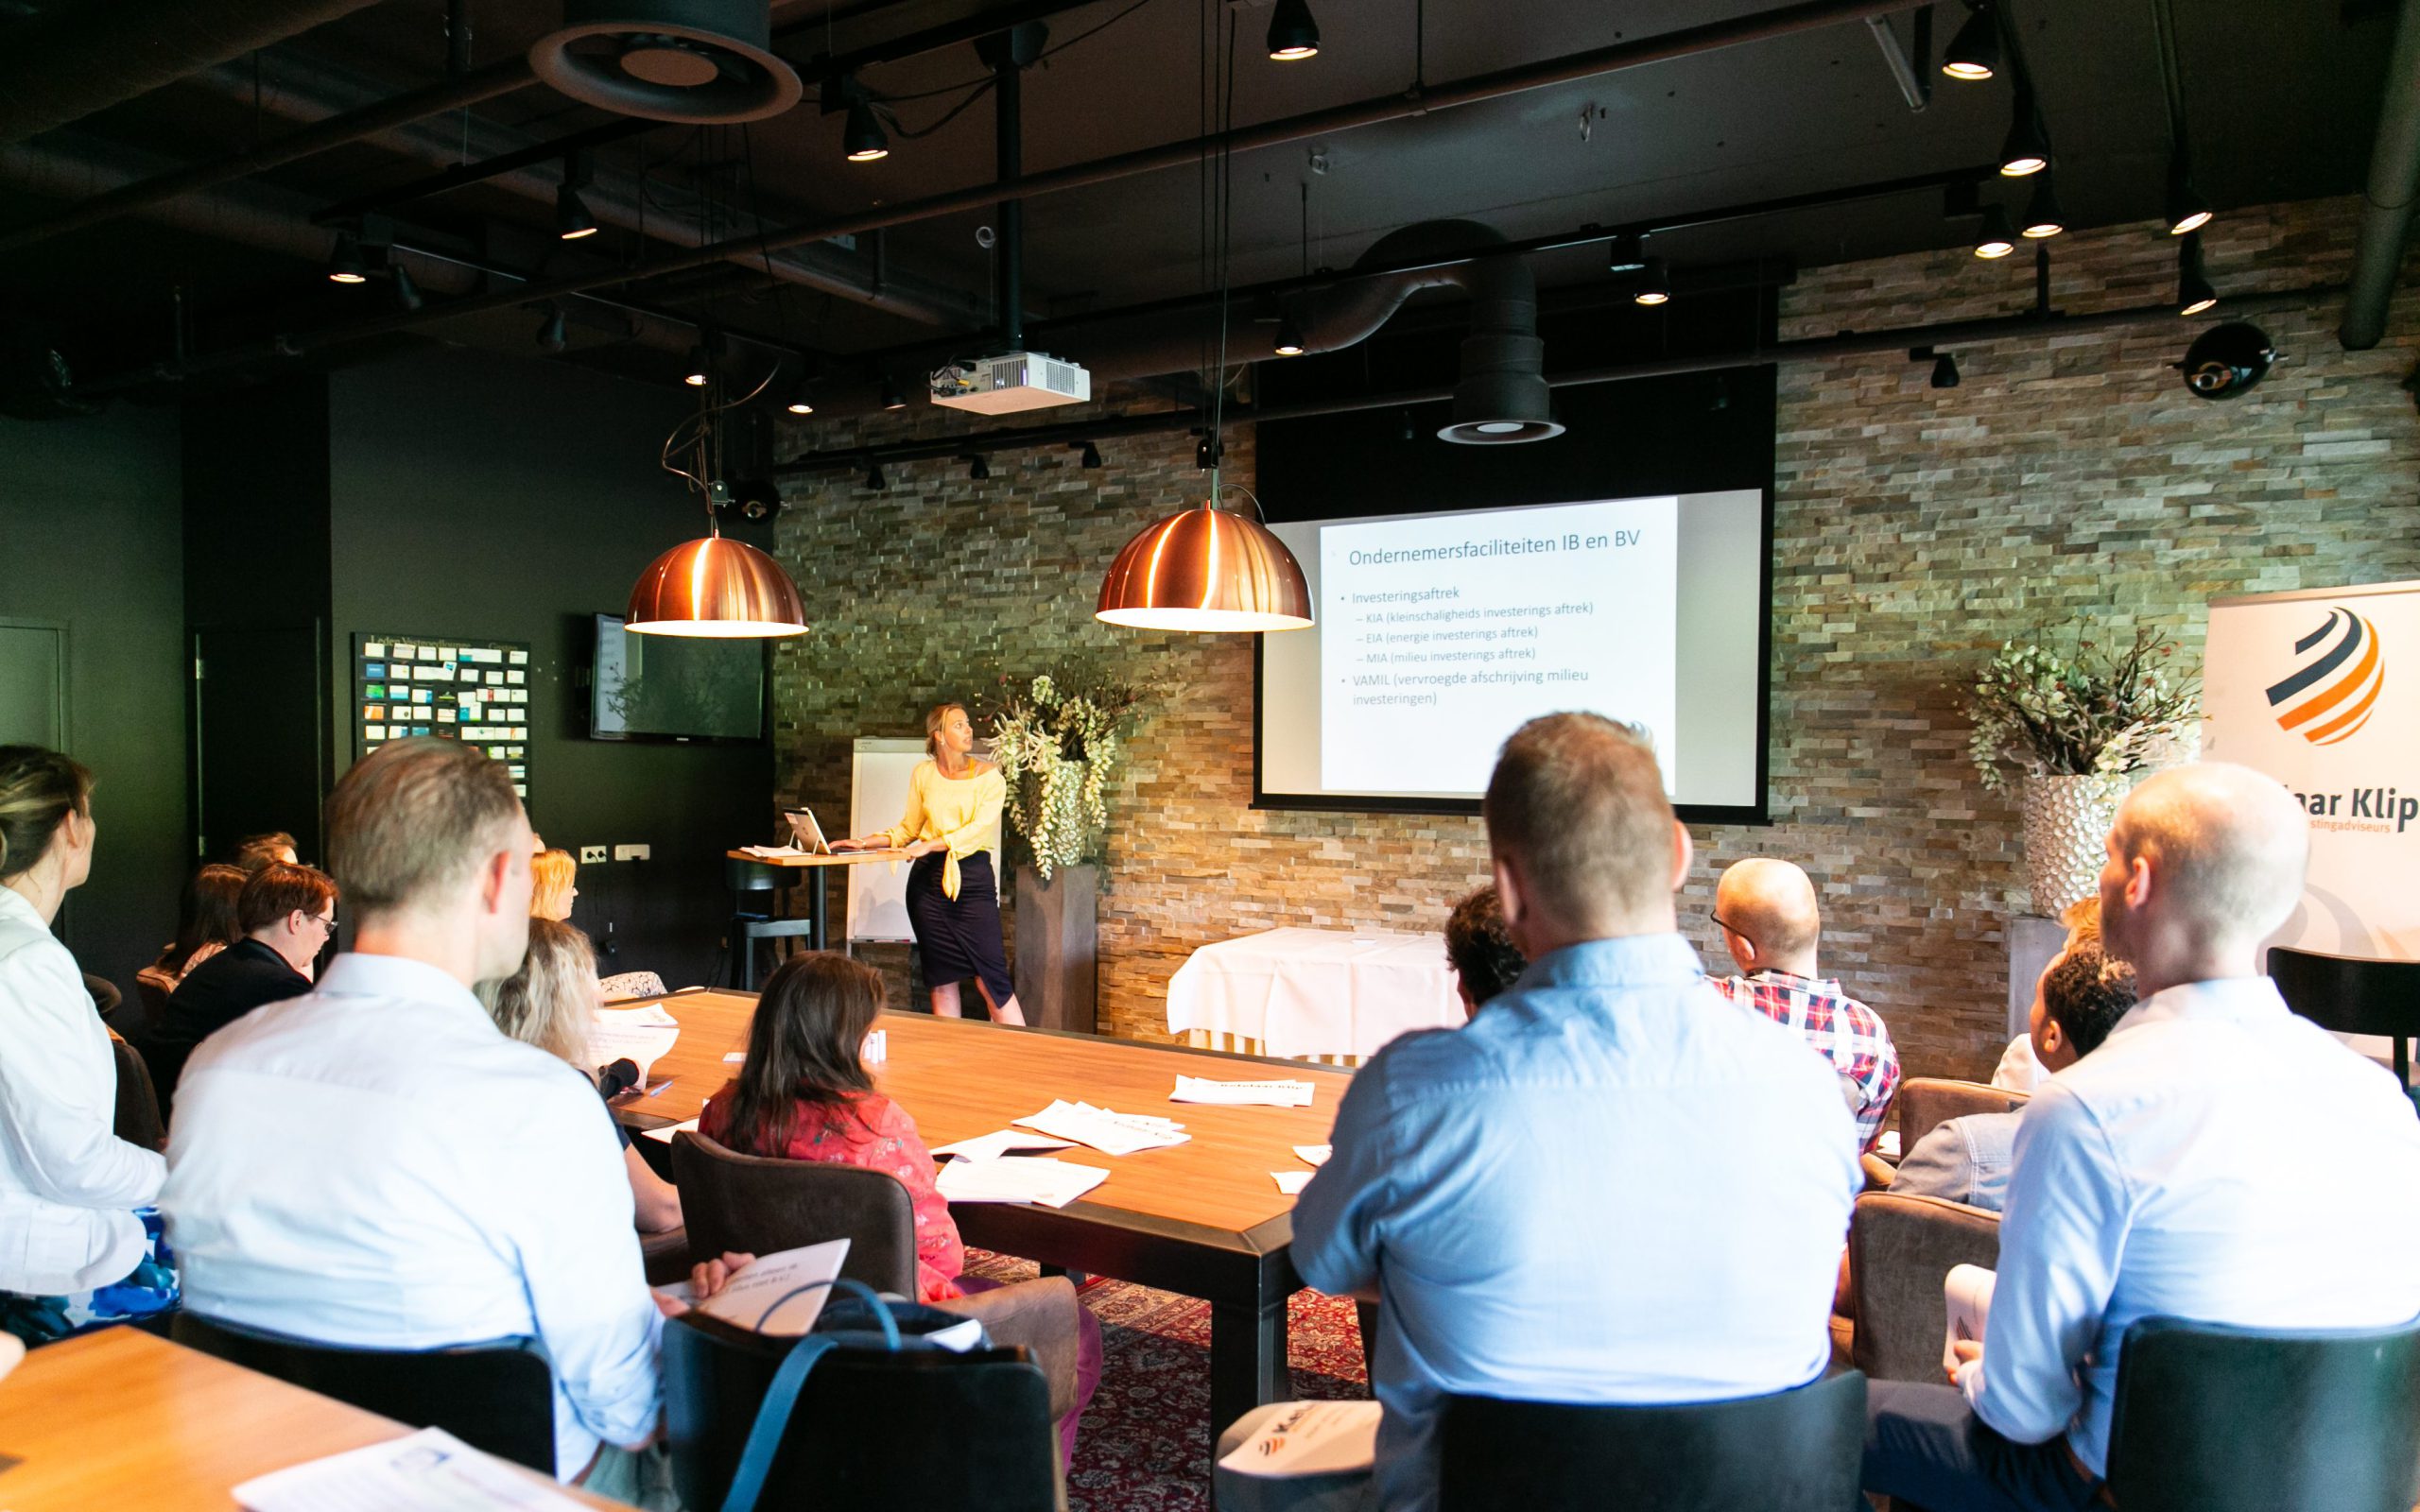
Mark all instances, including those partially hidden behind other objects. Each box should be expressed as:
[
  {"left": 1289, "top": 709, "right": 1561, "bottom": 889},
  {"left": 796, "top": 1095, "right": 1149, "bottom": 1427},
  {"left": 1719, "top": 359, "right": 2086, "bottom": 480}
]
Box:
[{"left": 530, "top": 0, "right": 804, "bottom": 124}]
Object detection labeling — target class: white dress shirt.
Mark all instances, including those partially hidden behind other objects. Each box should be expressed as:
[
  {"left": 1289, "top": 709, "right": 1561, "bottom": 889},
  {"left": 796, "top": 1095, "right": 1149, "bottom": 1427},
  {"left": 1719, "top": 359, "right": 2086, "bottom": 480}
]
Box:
[
  {"left": 0, "top": 885, "right": 165, "bottom": 1295},
  {"left": 1966, "top": 975, "right": 2420, "bottom": 1476},
  {"left": 163, "top": 952, "right": 662, "bottom": 1478}
]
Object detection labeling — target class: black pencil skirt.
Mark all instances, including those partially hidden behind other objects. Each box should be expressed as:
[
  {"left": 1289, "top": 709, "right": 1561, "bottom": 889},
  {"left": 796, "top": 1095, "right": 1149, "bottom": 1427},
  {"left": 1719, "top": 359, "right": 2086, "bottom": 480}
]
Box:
[{"left": 905, "top": 850, "right": 1014, "bottom": 1005}]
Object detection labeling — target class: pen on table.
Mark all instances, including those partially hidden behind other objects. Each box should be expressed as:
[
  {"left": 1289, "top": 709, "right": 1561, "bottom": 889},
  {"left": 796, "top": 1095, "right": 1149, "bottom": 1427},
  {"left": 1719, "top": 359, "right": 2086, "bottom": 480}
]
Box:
[{"left": 646, "top": 1079, "right": 673, "bottom": 1098}]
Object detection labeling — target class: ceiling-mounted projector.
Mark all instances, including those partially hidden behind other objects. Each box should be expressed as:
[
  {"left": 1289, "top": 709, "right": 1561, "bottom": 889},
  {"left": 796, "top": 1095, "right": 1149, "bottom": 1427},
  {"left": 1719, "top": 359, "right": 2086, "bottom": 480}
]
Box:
[{"left": 929, "top": 352, "right": 1091, "bottom": 415}]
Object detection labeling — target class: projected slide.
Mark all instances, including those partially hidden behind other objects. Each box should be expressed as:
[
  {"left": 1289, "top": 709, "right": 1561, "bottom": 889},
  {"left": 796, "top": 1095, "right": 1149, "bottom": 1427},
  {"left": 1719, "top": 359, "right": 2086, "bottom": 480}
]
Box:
[
  {"left": 1259, "top": 489, "right": 1768, "bottom": 817},
  {"left": 1317, "top": 496, "right": 1679, "bottom": 794}
]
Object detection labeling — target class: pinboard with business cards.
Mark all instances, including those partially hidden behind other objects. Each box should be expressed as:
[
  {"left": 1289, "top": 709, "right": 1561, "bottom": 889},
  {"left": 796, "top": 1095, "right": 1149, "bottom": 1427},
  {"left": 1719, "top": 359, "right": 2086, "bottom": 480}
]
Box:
[{"left": 352, "top": 633, "right": 533, "bottom": 803}]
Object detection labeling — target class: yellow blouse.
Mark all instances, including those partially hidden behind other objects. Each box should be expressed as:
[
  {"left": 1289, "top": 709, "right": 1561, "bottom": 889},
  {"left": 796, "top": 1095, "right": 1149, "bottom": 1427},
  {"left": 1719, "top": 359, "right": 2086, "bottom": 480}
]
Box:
[{"left": 886, "top": 760, "right": 1005, "bottom": 900}]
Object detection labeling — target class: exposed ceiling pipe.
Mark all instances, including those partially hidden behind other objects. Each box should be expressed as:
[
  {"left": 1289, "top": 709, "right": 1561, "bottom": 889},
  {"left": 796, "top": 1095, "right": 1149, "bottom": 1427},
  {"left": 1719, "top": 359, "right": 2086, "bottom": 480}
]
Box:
[
  {"left": 101, "top": 0, "right": 1927, "bottom": 378},
  {"left": 0, "top": 59, "right": 536, "bottom": 255},
  {"left": 0, "top": 0, "right": 387, "bottom": 146},
  {"left": 2339, "top": 0, "right": 2420, "bottom": 349},
  {"left": 182, "top": 49, "right": 985, "bottom": 327},
  {"left": 769, "top": 284, "right": 2345, "bottom": 475}
]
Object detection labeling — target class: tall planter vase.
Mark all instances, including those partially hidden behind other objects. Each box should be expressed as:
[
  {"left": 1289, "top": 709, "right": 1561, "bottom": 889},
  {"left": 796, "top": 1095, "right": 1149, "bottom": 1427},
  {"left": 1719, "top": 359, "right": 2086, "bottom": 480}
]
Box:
[
  {"left": 2021, "top": 774, "right": 2118, "bottom": 918},
  {"left": 1013, "top": 862, "right": 1098, "bottom": 1034}
]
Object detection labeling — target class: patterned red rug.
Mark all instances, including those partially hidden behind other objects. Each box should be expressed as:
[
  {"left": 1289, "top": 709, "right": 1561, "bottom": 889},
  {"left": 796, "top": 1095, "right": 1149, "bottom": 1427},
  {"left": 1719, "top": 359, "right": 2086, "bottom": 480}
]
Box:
[{"left": 966, "top": 1253, "right": 1372, "bottom": 1511}]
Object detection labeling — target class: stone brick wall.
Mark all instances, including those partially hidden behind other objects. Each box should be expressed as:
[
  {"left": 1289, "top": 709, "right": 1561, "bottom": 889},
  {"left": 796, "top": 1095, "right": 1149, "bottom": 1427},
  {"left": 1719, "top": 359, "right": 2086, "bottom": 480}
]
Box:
[{"left": 773, "top": 194, "right": 2420, "bottom": 1080}]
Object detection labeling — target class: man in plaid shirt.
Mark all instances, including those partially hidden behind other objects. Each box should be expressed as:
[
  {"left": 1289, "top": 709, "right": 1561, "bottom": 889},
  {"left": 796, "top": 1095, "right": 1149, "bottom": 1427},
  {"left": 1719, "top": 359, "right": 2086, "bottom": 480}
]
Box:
[{"left": 1707, "top": 858, "right": 1900, "bottom": 1150}]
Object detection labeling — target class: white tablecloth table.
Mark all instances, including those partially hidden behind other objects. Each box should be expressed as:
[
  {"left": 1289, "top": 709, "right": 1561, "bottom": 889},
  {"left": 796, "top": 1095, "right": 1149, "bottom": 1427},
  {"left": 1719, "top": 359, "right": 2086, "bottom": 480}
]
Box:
[{"left": 1164, "top": 927, "right": 1466, "bottom": 1063}]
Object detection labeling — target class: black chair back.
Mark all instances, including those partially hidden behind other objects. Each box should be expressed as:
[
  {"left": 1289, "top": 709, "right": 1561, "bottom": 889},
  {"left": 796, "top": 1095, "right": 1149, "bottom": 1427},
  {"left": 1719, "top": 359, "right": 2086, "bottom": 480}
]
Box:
[
  {"left": 725, "top": 858, "right": 782, "bottom": 898},
  {"left": 172, "top": 1312, "right": 558, "bottom": 1476},
  {"left": 108, "top": 1034, "right": 164, "bottom": 1150},
  {"left": 2268, "top": 946, "right": 2420, "bottom": 1082},
  {"left": 664, "top": 1312, "right": 1059, "bottom": 1512},
  {"left": 671, "top": 1129, "right": 920, "bottom": 1294},
  {"left": 2105, "top": 1314, "right": 2420, "bottom": 1512},
  {"left": 1438, "top": 1370, "right": 1866, "bottom": 1512}
]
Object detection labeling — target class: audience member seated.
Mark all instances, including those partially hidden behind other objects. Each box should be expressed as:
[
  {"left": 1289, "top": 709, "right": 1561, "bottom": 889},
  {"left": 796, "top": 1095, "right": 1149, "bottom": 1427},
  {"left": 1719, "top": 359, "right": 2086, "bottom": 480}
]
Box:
[
  {"left": 144, "top": 862, "right": 336, "bottom": 1118},
  {"left": 163, "top": 737, "right": 672, "bottom": 1493},
  {"left": 1988, "top": 898, "right": 2102, "bottom": 1094},
  {"left": 232, "top": 832, "right": 300, "bottom": 873},
  {"left": 1442, "top": 885, "right": 1526, "bottom": 1015},
  {"left": 1223, "top": 714, "right": 1861, "bottom": 1512},
  {"left": 0, "top": 746, "right": 178, "bottom": 1346},
  {"left": 136, "top": 864, "right": 247, "bottom": 1001},
  {"left": 483, "top": 918, "right": 682, "bottom": 1236},
  {"left": 1708, "top": 857, "right": 1902, "bottom": 1151},
  {"left": 1862, "top": 763, "right": 2420, "bottom": 1512},
  {"left": 700, "top": 950, "right": 1101, "bottom": 1460},
  {"left": 1891, "top": 942, "right": 2135, "bottom": 1212},
  {"left": 531, "top": 847, "right": 666, "bottom": 1001}
]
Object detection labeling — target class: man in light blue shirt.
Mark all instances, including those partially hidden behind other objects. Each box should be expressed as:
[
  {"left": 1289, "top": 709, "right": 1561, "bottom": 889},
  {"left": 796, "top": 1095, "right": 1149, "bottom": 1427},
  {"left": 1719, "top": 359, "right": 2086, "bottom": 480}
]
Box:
[
  {"left": 1219, "top": 713, "right": 1861, "bottom": 1512},
  {"left": 1863, "top": 763, "right": 2420, "bottom": 1510}
]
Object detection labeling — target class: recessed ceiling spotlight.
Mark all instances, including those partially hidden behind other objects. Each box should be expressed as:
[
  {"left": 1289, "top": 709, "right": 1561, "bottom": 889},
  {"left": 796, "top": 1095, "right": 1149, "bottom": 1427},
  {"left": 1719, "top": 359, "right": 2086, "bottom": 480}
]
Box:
[{"left": 1267, "top": 0, "right": 1320, "bottom": 60}]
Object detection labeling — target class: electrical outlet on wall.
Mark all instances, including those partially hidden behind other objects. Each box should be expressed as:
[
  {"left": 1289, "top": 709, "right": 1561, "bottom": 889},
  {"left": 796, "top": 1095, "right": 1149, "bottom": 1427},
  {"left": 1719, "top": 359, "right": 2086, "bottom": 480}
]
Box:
[
  {"left": 579, "top": 845, "right": 608, "bottom": 865},
  {"left": 614, "top": 843, "right": 650, "bottom": 862}
]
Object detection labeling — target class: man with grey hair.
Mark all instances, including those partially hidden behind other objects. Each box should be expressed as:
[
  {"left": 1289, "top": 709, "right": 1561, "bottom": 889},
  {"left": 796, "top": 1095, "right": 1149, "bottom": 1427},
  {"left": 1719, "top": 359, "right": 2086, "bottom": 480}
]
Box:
[
  {"left": 164, "top": 739, "right": 668, "bottom": 1492},
  {"left": 1861, "top": 762, "right": 2420, "bottom": 1511},
  {"left": 1219, "top": 714, "right": 1860, "bottom": 1512}
]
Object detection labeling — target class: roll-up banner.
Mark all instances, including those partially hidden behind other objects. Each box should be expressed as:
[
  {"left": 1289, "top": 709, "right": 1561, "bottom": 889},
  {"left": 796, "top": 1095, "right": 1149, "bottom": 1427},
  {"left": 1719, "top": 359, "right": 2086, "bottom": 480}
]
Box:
[{"left": 2203, "top": 578, "right": 2419, "bottom": 963}]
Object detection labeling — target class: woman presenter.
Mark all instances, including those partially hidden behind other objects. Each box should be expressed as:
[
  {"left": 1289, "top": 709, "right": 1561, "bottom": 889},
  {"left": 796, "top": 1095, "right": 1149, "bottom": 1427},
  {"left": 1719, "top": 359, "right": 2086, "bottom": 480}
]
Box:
[{"left": 833, "top": 702, "right": 1025, "bottom": 1025}]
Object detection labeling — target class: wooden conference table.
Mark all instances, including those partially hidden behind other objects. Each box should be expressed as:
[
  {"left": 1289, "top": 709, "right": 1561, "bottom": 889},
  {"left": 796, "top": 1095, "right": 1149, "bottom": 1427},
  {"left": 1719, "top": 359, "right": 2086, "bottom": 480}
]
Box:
[
  {"left": 618, "top": 991, "right": 1353, "bottom": 1435},
  {"left": 0, "top": 1327, "right": 621, "bottom": 1511}
]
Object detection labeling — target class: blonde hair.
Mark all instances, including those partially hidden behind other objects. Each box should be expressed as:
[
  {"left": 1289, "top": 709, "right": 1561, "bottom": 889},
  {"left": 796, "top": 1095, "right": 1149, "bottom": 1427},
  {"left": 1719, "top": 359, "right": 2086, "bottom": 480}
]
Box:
[
  {"left": 0, "top": 746, "right": 94, "bottom": 883},
  {"left": 327, "top": 737, "right": 524, "bottom": 915},
  {"left": 530, "top": 849, "right": 578, "bottom": 919},
  {"left": 925, "top": 701, "right": 968, "bottom": 762},
  {"left": 480, "top": 918, "right": 597, "bottom": 1066}
]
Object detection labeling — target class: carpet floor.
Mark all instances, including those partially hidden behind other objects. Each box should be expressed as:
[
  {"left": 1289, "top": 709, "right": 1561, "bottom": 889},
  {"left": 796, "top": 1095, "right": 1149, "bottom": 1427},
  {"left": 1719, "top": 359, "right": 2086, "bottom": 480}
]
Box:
[{"left": 965, "top": 1252, "right": 1372, "bottom": 1511}]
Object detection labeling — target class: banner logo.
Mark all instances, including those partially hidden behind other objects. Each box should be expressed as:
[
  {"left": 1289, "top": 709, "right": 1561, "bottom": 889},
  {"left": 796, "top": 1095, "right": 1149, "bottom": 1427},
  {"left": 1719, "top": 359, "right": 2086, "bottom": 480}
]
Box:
[{"left": 2266, "top": 606, "right": 2385, "bottom": 746}]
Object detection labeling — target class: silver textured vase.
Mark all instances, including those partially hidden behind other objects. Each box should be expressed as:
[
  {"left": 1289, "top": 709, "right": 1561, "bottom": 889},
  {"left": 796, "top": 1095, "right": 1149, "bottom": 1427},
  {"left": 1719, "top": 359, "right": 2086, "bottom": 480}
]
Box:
[{"left": 2021, "top": 774, "right": 2118, "bottom": 917}]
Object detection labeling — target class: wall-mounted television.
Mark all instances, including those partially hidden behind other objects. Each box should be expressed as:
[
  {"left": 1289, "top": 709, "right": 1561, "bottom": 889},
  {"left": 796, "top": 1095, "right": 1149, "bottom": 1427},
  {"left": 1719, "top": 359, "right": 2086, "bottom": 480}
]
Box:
[{"left": 590, "top": 613, "right": 766, "bottom": 742}]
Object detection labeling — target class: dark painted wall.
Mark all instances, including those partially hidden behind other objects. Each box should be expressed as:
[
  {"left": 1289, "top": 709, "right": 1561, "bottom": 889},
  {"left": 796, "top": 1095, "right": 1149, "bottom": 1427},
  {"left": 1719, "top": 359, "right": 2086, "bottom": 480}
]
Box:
[
  {"left": 0, "top": 404, "right": 188, "bottom": 993},
  {"left": 326, "top": 350, "right": 775, "bottom": 988}
]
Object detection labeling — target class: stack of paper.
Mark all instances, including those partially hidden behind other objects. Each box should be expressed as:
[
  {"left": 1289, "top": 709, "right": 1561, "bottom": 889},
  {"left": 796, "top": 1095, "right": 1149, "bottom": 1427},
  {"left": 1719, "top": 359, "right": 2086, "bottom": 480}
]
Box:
[
  {"left": 1171, "top": 1075, "right": 1315, "bottom": 1108},
  {"left": 1216, "top": 1400, "right": 1383, "bottom": 1479},
  {"left": 738, "top": 844, "right": 804, "bottom": 859},
  {"left": 588, "top": 1004, "right": 682, "bottom": 1081},
  {"left": 234, "top": 1427, "right": 590, "bottom": 1510},
  {"left": 930, "top": 1129, "right": 1078, "bottom": 1162},
  {"left": 935, "top": 1156, "right": 1109, "bottom": 1208},
  {"left": 690, "top": 1239, "right": 851, "bottom": 1336},
  {"left": 639, "top": 1116, "right": 700, "bottom": 1145},
  {"left": 1012, "top": 1100, "right": 1189, "bottom": 1156}
]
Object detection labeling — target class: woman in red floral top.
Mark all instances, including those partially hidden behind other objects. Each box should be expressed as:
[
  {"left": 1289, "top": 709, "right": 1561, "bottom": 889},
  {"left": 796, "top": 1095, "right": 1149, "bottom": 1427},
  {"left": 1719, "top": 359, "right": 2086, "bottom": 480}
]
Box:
[{"left": 699, "top": 953, "right": 965, "bottom": 1301}]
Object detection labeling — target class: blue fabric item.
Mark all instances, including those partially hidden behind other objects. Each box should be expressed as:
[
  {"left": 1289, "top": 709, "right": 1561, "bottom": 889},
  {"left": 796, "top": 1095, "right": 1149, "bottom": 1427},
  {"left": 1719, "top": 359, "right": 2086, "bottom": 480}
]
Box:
[
  {"left": 0, "top": 1205, "right": 180, "bottom": 1347},
  {"left": 1863, "top": 1379, "right": 2101, "bottom": 1512},
  {"left": 1288, "top": 933, "right": 1862, "bottom": 1512}
]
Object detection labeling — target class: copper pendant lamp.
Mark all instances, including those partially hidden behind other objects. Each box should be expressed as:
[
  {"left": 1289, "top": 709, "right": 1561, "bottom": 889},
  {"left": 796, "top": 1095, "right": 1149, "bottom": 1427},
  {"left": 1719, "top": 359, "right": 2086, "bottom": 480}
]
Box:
[
  {"left": 1097, "top": 470, "right": 1315, "bottom": 633},
  {"left": 626, "top": 527, "right": 808, "bottom": 637}
]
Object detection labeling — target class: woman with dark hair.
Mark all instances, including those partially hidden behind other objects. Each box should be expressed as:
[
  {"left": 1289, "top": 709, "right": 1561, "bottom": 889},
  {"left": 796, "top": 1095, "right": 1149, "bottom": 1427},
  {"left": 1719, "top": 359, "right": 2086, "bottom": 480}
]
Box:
[
  {"left": 0, "top": 746, "right": 178, "bottom": 1345},
  {"left": 138, "top": 864, "right": 248, "bottom": 997},
  {"left": 833, "top": 701, "right": 1024, "bottom": 1025},
  {"left": 700, "top": 952, "right": 1098, "bottom": 1459}
]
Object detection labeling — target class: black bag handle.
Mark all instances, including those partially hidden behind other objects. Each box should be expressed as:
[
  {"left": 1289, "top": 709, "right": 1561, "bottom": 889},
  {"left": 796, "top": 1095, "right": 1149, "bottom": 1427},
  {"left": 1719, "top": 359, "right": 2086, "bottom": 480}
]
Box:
[{"left": 719, "top": 1276, "right": 897, "bottom": 1512}]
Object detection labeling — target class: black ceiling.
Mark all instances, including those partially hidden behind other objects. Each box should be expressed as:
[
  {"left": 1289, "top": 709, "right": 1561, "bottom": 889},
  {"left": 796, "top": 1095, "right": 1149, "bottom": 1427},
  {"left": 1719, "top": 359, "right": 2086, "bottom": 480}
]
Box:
[{"left": 0, "top": 0, "right": 2394, "bottom": 400}]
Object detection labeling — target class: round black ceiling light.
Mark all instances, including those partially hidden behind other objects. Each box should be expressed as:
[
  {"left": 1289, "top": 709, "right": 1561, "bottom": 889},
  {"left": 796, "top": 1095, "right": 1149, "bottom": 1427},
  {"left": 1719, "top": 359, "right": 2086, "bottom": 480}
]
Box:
[{"left": 530, "top": 0, "right": 804, "bottom": 125}]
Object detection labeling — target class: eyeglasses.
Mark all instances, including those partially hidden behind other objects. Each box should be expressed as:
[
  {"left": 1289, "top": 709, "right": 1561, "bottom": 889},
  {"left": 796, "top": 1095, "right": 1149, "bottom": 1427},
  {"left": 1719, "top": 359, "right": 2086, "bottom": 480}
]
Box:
[
  {"left": 309, "top": 913, "right": 337, "bottom": 934},
  {"left": 1707, "top": 908, "right": 1741, "bottom": 936}
]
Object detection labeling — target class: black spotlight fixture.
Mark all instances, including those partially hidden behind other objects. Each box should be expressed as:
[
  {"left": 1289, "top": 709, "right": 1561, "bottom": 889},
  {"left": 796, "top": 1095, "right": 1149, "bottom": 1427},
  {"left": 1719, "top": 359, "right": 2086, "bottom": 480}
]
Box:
[
  {"left": 2165, "top": 148, "right": 2211, "bottom": 235},
  {"left": 1266, "top": 0, "right": 1320, "bottom": 60},
  {"left": 557, "top": 185, "right": 598, "bottom": 240},
  {"left": 536, "top": 305, "right": 567, "bottom": 352},
  {"left": 877, "top": 375, "right": 907, "bottom": 410},
  {"left": 1973, "top": 204, "right": 2016, "bottom": 259},
  {"left": 1931, "top": 352, "right": 1961, "bottom": 388},
  {"left": 784, "top": 378, "right": 815, "bottom": 415},
  {"left": 2020, "top": 175, "right": 2065, "bottom": 239},
  {"left": 682, "top": 343, "right": 711, "bottom": 387},
  {"left": 2176, "top": 232, "right": 2217, "bottom": 318},
  {"left": 327, "top": 231, "right": 369, "bottom": 284},
  {"left": 1998, "top": 86, "right": 2049, "bottom": 177},
  {"left": 865, "top": 462, "right": 888, "bottom": 490},
  {"left": 1633, "top": 255, "right": 1672, "bottom": 306},
  {"left": 964, "top": 454, "right": 991, "bottom": 481},
  {"left": 390, "top": 263, "right": 424, "bottom": 311},
  {"left": 1941, "top": 2, "right": 2000, "bottom": 80},
  {"left": 843, "top": 98, "right": 890, "bottom": 163},
  {"left": 1272, "top": 313, "right": 1307, "bottom": 357},
  {"left": 2176, "top": 321, "right": 2273, "bottom": 401},
  {"left": 1072, "top": 440, "right": 1102, "bottom": 469}
]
